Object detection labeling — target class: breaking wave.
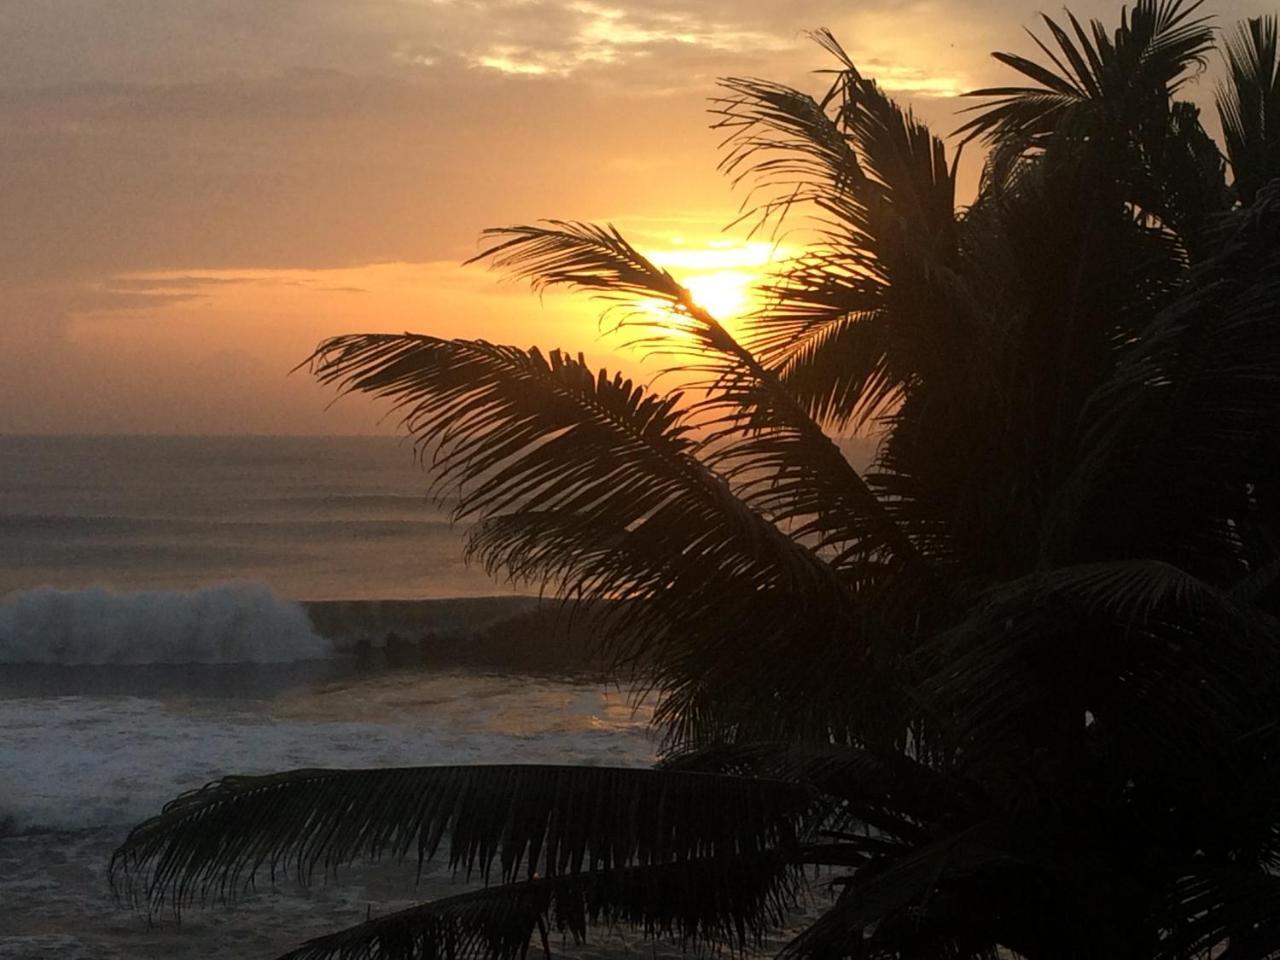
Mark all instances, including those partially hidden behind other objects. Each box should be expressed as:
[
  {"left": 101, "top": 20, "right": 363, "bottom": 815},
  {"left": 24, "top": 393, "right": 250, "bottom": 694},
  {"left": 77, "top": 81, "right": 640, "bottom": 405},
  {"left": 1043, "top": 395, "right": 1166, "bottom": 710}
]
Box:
[{"left": 0, "top": 582, "right": 330, "bottom": 665}]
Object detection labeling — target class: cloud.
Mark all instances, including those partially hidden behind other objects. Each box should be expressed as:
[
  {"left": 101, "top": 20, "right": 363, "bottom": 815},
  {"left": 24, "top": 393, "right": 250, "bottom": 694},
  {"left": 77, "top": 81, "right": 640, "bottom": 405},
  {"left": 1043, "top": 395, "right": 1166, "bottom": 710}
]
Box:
[
  {"left": 3, "top": 0, "right": 1254, "bottom": 294},
  {"left": 459, "top": 1, "right": 799, "bottom": 77},
  {"left": 107, "top": 275, "right": 259, "bottom": 291},
  {"left": 3, "top": 0, "right": 1273, "bottom": 433}
]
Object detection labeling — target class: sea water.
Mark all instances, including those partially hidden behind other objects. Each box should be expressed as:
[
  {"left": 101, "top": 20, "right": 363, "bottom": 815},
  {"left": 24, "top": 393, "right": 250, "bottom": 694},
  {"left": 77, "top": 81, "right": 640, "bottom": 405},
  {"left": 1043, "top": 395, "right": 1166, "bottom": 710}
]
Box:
[
  {"left": 0, "top": 434, "right": 503, "bottom": 599},
  {"left": 0, "top": 436, "right": 657, "bottom": 959}
]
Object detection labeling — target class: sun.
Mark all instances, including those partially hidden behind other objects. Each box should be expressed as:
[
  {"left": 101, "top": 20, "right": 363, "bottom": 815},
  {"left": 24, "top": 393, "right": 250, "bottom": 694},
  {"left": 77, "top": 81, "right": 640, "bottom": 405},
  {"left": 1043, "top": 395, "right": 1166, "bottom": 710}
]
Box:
[
  {"left": 638, "top": 239, "right": 788, "bottom": 329},
  {"left": 610, "top": 238, "right": 793, "bottom": 357},
  {"left": 626, "top": 264, "right": 758, "bottom": 350},
  {"left": 682, "top": 270, "right": 755, "bottom": 320}
]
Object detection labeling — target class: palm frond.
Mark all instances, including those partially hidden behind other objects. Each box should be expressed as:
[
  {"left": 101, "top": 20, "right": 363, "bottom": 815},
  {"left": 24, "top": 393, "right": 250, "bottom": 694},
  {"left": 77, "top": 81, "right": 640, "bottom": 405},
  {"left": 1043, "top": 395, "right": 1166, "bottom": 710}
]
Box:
[
  {"left": 464, "top": 509, "right": 887, "bottom": 748},
  {"left": 777, "top": 824, "right": 1014, "bottom": 960},
  {"left": 717, "top": 38, "right": 967, "bottom": 446},
  {"left": 829, "top": 57, "right": 957, "bottom": 250},
  {"left": 1066, "top": 182, "right": 1280, "bottom": 577},
  {"left": 110, "top": 764, "right": 816, "bottom": 918},
  {"left": 1216, "top": 15, "right": 1280, "bottom": 204},
  {"left": 662, "top": 741, "right": 981, "bottom": 839},
  {"left": 716, "top": 29, "right": 956, "bottom": 246},
  {"left": 1136, "top": 99, "right": 1231, "bottom": 252},
  {"left": 279, "top": 882, "right": 545, "bottom": 960},
  {"left": 462, "top": 223, "right": 926, "bottom": 574},
  {"left": 916, "top": 558, "right": 1280, "bottom": 788},
  {"left": 712, "top": 72, "right": 869, "bottom": 244},
  {"left": 467, "top": 220, "right": 739, "bottom": 358},
  {"left": 467, "top": 220, "right": 683, "bottom": 306},
  {"left": 306, "top": 334, "right": 888, "bottom": 739},
  {"left": 753, "top": 300, "right": 897, "bottom": 432},
  {"left": 959, "top": 0, "right": 1215, "bottom": 149},
  {"left": 307, "top": 335, "right": 831, "bottom": 587},
  {"left": 276, "top": 853, "right": 801, "bottom": 960},
  {"left": 989, "top": 558, "right": 1247, "bottom": 622},
  {"left": 1156, "top": 869, "right": 1280, "bottom": 960}
]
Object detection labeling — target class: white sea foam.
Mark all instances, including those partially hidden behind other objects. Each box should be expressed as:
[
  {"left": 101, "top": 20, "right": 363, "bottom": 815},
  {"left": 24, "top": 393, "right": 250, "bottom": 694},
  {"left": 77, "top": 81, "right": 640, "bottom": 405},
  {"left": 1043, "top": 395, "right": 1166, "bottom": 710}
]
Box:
[
  {"left": 0, "top": 675, "right": 654, "bottom": 832},
  {"left": 0, "top": 583, "right": 331, "bottom": 665}
]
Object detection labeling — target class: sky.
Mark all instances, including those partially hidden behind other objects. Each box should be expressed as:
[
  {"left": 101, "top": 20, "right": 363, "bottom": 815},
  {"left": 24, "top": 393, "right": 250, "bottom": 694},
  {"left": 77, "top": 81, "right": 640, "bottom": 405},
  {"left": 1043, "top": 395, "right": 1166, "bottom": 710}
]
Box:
[{"left": 1, "top": 0, "right": 1268, "bottom": 435}]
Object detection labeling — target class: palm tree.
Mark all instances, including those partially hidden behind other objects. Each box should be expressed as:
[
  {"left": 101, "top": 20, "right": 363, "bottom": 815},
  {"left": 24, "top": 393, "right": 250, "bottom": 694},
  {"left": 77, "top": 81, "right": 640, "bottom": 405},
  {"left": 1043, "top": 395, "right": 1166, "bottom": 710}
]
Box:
[{"left": 112, "top": 2, "right": 1280, "bottom": 957}]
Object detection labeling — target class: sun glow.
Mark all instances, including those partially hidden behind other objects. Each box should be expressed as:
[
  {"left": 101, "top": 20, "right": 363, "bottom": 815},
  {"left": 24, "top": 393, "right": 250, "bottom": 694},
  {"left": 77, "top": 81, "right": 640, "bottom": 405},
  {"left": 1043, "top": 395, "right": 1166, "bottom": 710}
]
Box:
[
  {"left": 640, "top": 239, "right": 788, "bottom": 329},
  {"left": 682, "top": 270, "right": 755, "bottom": 320}
]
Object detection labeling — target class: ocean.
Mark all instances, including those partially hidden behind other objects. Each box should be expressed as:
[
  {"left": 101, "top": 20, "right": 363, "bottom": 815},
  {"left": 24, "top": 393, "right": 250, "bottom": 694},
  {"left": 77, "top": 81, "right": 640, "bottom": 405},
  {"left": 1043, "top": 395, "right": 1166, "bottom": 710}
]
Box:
[
  {"left": 0, "top": 434, "right": 510, "bottom": 600},
  {"left": 0, "top": 435, "right": 657, "bottom": 959}
]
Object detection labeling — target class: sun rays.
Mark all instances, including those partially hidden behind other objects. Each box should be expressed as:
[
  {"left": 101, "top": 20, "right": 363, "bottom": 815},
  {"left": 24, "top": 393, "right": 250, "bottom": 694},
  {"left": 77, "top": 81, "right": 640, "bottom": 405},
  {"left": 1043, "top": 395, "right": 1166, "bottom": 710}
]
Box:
[{"left": 637, "top": 237, "right": 790, "bottom": 339}]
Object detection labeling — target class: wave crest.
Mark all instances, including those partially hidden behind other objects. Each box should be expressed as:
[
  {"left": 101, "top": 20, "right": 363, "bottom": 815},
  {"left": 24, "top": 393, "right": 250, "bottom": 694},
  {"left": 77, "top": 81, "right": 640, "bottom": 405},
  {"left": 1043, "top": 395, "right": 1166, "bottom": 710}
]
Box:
[{"left": 0, "top": 583, "right": 331, "bottom": 665}]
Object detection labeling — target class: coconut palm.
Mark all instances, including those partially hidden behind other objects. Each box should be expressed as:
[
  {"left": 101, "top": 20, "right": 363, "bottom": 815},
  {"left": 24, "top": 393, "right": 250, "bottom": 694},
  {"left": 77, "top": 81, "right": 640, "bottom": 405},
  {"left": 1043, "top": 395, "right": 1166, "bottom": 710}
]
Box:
[{"left": 112, "top": 2, "right": 1280, "bottom": 957}]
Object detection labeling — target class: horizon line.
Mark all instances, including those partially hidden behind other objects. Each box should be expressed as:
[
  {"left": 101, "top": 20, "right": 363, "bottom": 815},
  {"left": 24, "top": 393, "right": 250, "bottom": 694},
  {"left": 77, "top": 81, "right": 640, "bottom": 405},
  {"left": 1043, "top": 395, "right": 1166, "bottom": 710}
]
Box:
[{"left": 0, "top": 432, "right": 412, "bottom": 440}]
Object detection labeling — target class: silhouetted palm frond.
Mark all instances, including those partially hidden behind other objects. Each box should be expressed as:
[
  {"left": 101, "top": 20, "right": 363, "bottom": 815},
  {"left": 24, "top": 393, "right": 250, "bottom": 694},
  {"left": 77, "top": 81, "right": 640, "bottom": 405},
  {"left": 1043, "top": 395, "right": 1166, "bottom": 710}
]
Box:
[
  {"left": 959, "top": 0, "right": 1215, "bottom": 149},
  {"left": 1217, "top": 15, "right": 1280, "bottom": 203},
  {"left": 307, "top": 334, "right": 874, "bottom": 736},
  {"left": 918, "top": 560, "right": 1279, "bottom": 787},
  {"left": 275, "top": 854, "right": 802, "bottom": 960},
  {"left": 753, "top": 297, "right": 896, "bottom": 432},
  {"left": 307, "top": 335, "right": 821, "bottom": 586},
  {"left": 777, "top": 824, "right": 1014, "bottom": 960},
  {"left": 662, "top": 740, "right": 980, "bottom": 835},
  {"left": 716, "top": 34, "right": 966, "bottom": 446},
  {"left": 110, "top": 764, "right": 816, "bottom": 917},
  {"left": 1067, "top": 182, "right": 1280, "bottom": 577},
  {"left": 467, "top": 220, "right": 685, "bottom": 306},
  {"left": 712, "top": 72, "right": 867, "bottom": 245},
  {"left": 462, "top": 222, "right": 927, "bottom": 574},
  {"left": 1156, "top": 870, "right": 1280, "bottom": 960}
]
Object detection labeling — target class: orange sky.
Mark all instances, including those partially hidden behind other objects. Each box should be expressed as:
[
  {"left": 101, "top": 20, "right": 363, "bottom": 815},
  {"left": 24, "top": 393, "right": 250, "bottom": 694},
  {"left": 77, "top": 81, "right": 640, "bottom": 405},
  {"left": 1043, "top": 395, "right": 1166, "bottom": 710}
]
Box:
[{"left": 1, "top": 0, "right": 1267, "bottom": 435}]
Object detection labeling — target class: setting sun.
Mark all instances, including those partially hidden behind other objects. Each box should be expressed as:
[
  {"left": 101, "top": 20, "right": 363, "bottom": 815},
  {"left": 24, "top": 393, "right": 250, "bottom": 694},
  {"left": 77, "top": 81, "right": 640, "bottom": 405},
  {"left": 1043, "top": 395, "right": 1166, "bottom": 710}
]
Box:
[
  {"left": 635, "top": 238, "right": 790, "bottom": 333},
  {"left": 682, "top": 270, "right": 756, "bottom": 320}
]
